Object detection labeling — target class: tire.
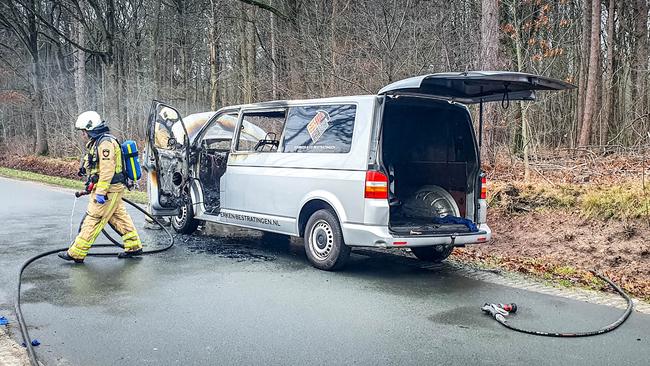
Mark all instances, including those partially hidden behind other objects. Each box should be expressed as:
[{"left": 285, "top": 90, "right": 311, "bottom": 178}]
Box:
[
  {"left": 303, "top": 209, "right": 351, "bottom": 271},
  {"left": 402, "top": 185, "right": 460, "bottom": 219},
  {"left": 171, "top": 201, "right": 201, "bottom": 234},
  {"left": 410, "top": 245, "right": 454, "bottom": 262}
]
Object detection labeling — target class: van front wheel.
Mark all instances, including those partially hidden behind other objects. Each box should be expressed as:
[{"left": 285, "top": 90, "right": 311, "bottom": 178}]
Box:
[
  {"left": 171, "top": 202, "right": 201, "bottom": 234},
  {"left": 304, "top": 209, "right": 350, "bottom": 271}
]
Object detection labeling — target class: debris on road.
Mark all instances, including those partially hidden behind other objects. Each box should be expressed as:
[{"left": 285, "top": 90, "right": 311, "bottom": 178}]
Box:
[{"left": 21, "top": 339, "right": 40, "bottom": 347}]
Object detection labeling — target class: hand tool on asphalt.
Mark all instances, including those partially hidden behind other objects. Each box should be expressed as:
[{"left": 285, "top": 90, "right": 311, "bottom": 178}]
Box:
[
  {"left": 481, "top": 272, "right": 633, "bottom": 337},
  {"left": 15, "top": 190, "right": 175, "bottom": 366},
  {"left": 480, "top": 303, "right": 517, "bottom": 322}
]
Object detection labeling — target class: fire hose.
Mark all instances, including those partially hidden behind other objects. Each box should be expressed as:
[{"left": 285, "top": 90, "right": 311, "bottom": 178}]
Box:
[
  {"left": 481, "top": 271, "right": 634, "bottom": 337},
  {"left": 15, "top": 186, "right": 175, "bottom": 366}
]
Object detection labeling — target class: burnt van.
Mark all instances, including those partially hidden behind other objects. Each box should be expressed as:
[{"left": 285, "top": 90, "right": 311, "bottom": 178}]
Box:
[{"left": 145, "top": 71, "right": 573, "bottom": 270}]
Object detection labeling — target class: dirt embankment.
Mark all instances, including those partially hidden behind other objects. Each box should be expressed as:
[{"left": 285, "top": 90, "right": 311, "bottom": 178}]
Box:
[
  {"left": 454, "top": 209, "right": 650, "bottom": 300},
  {"left": 460, "top": 151, "right": 650, "bottom": 300}
]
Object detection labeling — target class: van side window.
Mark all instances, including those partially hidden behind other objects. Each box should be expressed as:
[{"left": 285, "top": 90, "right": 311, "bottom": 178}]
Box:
[
  {"left": 201, "top": 113, "right": 239, "bottom": 151},
  {"left": 236, "top": 110, "right": 287, "bottom": 152},
  {"left": 283, "top": 104, "right": 356, "bottom": 153}
]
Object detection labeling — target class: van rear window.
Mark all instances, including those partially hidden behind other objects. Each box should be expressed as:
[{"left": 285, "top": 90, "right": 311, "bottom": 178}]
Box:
[{"left": 283, "top": 105, "right": 356, "bottom": 153}]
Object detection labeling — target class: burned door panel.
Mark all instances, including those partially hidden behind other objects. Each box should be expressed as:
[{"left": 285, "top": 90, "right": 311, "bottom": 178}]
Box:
[
  {"left": 198, "top": 151, "right": 228, "bottom": 214},
  {"left": 147, "top": 102, "right": 190, "bottom": 215}
]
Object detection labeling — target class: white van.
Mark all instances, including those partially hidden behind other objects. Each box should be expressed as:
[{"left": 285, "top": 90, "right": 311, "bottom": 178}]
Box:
[{"left": 145, "top": 71, "right": 573, "bottom": 270}]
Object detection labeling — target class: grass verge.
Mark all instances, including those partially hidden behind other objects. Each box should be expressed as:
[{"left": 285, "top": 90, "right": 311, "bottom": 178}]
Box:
[
  {"left": 0, "top": 167, "right": 148, "bottom": 204},
  {"left": 489, "top": 181, "right": 650, "bottom": 220}
]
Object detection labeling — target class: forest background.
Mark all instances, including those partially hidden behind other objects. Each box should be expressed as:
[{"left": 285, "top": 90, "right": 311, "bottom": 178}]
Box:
[{"left": 0, "top": 0, "right": 647, "bottom": 162}]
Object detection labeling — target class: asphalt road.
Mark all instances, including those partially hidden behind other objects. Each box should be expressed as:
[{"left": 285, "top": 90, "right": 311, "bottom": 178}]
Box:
[{"left": 0, "top": 177, "right": 648, "bottom": 366}]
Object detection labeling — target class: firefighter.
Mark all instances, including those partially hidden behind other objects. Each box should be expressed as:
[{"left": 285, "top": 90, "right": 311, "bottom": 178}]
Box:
[{"left": 59, "top": 111, "right": 143, "bottom": 263}]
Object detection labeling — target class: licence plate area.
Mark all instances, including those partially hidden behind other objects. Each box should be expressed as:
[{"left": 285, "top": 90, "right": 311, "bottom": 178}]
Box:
[
  {"left": 390, "top": 223, "right": 472, "bottom": 236},
  {"left": 387, "top": 230, "right": 489, "bottom": 247}
]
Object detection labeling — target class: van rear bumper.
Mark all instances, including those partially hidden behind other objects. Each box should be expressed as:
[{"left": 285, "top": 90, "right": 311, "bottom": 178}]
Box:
[{"left": 341, "top": 223, "right": 491, "bottom": 248}]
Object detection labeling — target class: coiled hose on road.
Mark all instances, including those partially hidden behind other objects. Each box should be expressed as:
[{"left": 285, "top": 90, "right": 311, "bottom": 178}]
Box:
[
  {"left": 15, "top": 197, "right": 174, "bottom": 366},
  {"left": 482, "top": 271, "right": 634, "bottom": 337},
  {"left": 494, "top": 271, "right": 634, "bottom": 338}
]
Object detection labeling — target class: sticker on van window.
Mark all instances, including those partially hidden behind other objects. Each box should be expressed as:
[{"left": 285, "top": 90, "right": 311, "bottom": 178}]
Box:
[{"left": 306, "top": 110, "right": 330, "bottom": 143}]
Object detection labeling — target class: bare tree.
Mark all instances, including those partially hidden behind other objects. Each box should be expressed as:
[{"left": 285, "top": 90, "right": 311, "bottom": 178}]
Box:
[
  {"left": 601, "top": 0, "right": 615, "bottom": 146},
  {"left": 0, "top": 0, "right": 48, "bottom": 155},
  {"left": 479, "top": 0, "right": 499, "bottom": 165},
  {"left": 578, "top": 0, "right": 601, "bottom": 147}
]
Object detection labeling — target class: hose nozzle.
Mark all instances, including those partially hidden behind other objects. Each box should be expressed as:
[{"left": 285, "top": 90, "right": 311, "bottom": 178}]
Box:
[{"left": 481, "top": 303, "right": 517, "bottom": 322}]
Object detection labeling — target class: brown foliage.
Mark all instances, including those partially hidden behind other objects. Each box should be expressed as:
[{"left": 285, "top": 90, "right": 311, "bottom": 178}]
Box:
[{"left": 0, "top": 155, "right": 79, "bottom": 179}]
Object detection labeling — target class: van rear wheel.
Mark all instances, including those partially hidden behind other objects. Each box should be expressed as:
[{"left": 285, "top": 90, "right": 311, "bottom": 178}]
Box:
[
  {"left": 410, "top": 245, "right": 454, "bottom": 262},
  {"left": 304, "top": 209, "right": 350, "bottom": 271}
]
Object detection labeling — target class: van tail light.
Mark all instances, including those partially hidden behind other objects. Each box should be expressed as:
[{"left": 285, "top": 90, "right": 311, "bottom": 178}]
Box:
[
  {"left": 480, "top": 174, "right": 487, "bottom": 200},
  {"left": 365, "top": 170, "right": 389, "bottom": 199}
]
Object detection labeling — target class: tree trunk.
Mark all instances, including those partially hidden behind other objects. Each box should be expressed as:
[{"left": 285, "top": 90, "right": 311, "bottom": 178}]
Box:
[
  {"left": 246, "top": 6, "right": 256, "bottom": 103},
  {"left": 151, "top": 0, "right": 163, "bottom": 97},
  {"left": 28, "top": 0, "right": 47, "bottom": 155},
  {"left": 576, "top": 0, "right": 592, "bottom": 146},
  {"left": 32, "top": 57, "right": 47, "bottom": 155},
  {"left": 479, "top": 0, "right": 499, "bottom": 165},
  {"left": 601, "top": 0, "right": 615, "bottom": 145},
  {"left": 239, "top": 5, "right": 247, "bottom": 103},
  {"left": 241, "top": 5, "right": 256, "bottom": 104},
  {"left": 270, "top": 0, "right": 278, "bottom": 99},
  {"left": 209, "top": 0, "right": 220, "bottom": 110},
  {"left": 632, "top": 0, "right": 649, "bottom": 126},
  {"left": 74, "top": 20, "right": 86, "bottom": 114},
  {"left": 510, "top": 1, "right": 529, "bottom": 181},
  {"left": 102, "top": 0, "right": 119, "bottom": 125},
  {"left": 578, "top": 0, "right": 601, "bottom": 147},
  {"left": 329, "top": 0, "right": 338, "bottom": 95}
]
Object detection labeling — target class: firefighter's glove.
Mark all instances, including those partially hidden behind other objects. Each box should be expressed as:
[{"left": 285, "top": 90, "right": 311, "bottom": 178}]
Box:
[
  {"left": 77, "top": 167, "right": 86, "bottom": 177},
  {"left": 95, "top": 194, "right": 107, "bottom": 204}
]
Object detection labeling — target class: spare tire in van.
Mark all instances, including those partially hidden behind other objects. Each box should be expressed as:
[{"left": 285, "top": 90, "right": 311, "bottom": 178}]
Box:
[{"left": 401, "top": 185, "right": 460, "bottom": 219}]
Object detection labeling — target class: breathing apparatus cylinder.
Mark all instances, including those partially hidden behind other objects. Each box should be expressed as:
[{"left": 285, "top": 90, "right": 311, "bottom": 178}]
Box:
[{"left": 121, "top": 140, "right": 142, "bottom": 181}]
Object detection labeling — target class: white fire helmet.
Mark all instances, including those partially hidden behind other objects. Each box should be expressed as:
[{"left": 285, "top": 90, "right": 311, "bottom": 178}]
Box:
[{"left": 75, "top": 111, "right": 105, "bottom": 131}]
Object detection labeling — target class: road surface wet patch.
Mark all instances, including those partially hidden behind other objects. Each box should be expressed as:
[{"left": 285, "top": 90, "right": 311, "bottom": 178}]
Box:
[
  {"left": 428, "top": 305, "right": 494, "bottom": 330},
  {"left": 180, "top": 234, "right": 276, "bottom": 262}
]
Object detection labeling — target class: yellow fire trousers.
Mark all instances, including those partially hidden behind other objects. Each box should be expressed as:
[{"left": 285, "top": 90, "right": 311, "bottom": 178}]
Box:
[{"left": 68, "top": 185, "right": 142, "bottom": 260}]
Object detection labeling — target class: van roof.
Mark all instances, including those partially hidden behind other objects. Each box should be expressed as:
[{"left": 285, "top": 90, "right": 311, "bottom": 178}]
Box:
[{"left": 216, "top": 94, "right": 378, "bottom": 112}]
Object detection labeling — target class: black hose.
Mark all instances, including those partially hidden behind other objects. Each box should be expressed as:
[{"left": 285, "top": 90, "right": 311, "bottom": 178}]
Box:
[
  {"left": 15, "top": 197, "right": 175, "bottom": 366},
  {"left": 490, "top": 271, "right": 634, "bottom": 337}
]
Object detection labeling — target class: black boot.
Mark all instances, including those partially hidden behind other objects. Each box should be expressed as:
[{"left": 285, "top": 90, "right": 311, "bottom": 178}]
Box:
[
  {"left": 117, "top": 249, "right": 143, "bottom": 259},
  {"left": 58, "top": 252, "right": 84, "bottom": 263}
]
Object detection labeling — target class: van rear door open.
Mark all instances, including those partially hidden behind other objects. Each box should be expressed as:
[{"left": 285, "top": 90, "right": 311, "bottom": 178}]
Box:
[{"left": 378, "top": 71, "right": 575, "bottom": 103}]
